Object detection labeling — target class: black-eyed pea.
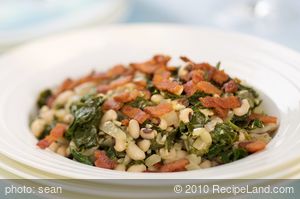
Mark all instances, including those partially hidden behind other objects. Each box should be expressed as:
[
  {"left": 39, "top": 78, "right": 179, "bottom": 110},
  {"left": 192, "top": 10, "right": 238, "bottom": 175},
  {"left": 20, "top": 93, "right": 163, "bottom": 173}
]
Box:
[{"left": 140, "top": 128, "right": 157, "bottom": 139}]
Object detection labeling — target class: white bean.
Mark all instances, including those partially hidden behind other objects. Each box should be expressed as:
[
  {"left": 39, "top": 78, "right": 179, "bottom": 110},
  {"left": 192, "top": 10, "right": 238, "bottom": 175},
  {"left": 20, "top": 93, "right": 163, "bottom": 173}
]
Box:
[
  {"left": 158, "top": 118, "right": 168, "bottom": 130},
  {"left": 74, "top": 82, "right": 95, "bottom": 96},
  {"left": 204, "top": 117, "right": 223, "bottom": 132},
  {"left": 31, "top": 119, "right": 46, "bottom": 137},
  {"left": 145, "top": 154, "right": 161, "bottom": 167},
  {"left": 140, "top": 128, "right": 157, "bottom": 139},
  {"left": 128, "top": 119, "right": 140, "bottom": 139},
  {"left": 101, "top": 109, "right": 118, "bottom": 124},
  {"left": 233, "top": 99, "right": 250, "bottom": 116},
  {"left": 200, "top": 160, "right": 212, "bottom": 168},
  {"left": 192, "top": 128, "right": 212, "bottom": 152},
  {"left": 55, "top": 109, "right": 68, "bottom": 122},
  {"left": 151, "top": 94, "right": 164, "bottom": 104},
  {"left": 100, "top": 121, "right": 127, "bottom": 152},
  {"left": 161, "top": 111, "right": 179, "bottom": 127},
  {"left": 57, "top": 145, "right": 68, "bottom": 157},
  {"left": 54, "top": 90, "right": 74, "bottom": 106},
  {"left": 179, "top": 108, "right": 193, "bottom": 124},
  {"left": 39, "top": 106, "right": 54, "bottom": 123},
  {"left": 126, "top": 142, "right": 145, "bottom": 160},
  {"left": 48, "top": 142, "right": 59, "bottom": 152},
  {"left": 114, "top": 164, "right": 126, "bottom": 171},
  {"left": 178, "top": 65, "right": 188, "bottom": 79},
  {"left": 127, "top": 164, "right": 146, "bottom": 172},
  {"left": 171, "top": 101, "right": 185, "bottom": 111},
  {"left": 137, "top": 139, "right": 151, "bottom": 152}
]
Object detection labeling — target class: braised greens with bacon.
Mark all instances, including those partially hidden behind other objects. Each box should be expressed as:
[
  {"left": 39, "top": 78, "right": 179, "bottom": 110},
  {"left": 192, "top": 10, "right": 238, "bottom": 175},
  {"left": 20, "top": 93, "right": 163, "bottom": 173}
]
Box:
[{"left": 30, "top": 55, "right": 278, "bottom": 172}]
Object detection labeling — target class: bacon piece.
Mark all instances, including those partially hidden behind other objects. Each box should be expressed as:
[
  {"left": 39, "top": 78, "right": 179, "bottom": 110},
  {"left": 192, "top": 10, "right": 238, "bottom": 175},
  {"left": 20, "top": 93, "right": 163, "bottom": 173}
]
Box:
[
  {"left": 121, "top": 119, "right": 130, "bottom": 126},
  {"left": 37, "top": 123, "right": 67, "bottom": 149},
  {"left": 199, "top": 96, "right": 241, "bottom": 109},
  {"left": 190, "top": 69, "right": 205, "bottom": 83},
  {"left": 46, "top": 95, "right": 56, "bottom": 108},
  {"left": 97, "top": 75, "right": 133, "bottom": 94},
  {"left": 105, "top": 64, "right": 127, "bottom": 78},
  {"left": 160, "top": 159, "right": 189, "bottom": 172},
  {"left": 153, "top": 70, "right": 183, "bottom": 95},
  {"left": 110, "top": 75, "right": 133, "bottom": 89},
  {"left": 56, "top": 78, "right": 74, "bottom": 94},
  {"left": 223, "top": 80, "right": 238, "bottom": 93},
  {"left": 144, "top": 103, "right": 173, "bottom": 117},
  {"left": 114, "top": 90, "right": 139, "bottom": 103},
  {"left": 249, "top": 113, "right": 277, "bottom": 124},
  {"left": 102, "top": 98, "right": 123, "bottom": 111},
  {"left": 183, "top": 80, "right": 197, "bottom": 96},
  {"left": 212, "top": 70, "right": 229, "bottom": 85},
  {"left": 239, "top": 140, "right": 267, "bottom": 153},
  {"left": 197, "top": 81, "right": 222, "bottom": 95},
  {"left": 121, "top": 105, "right": 150, "bottom": 124},
  {"left": 214, "top": 107, "right": 229, "bottom": 119},
  {"left": 97, "top": 84, "right": 111, "bottom": 94},
  {"left": 130, "top": 55, "right": 170, "bottom": 74},
  {"left": 94, "top": 150, "right": 116, "bottom": 169}
]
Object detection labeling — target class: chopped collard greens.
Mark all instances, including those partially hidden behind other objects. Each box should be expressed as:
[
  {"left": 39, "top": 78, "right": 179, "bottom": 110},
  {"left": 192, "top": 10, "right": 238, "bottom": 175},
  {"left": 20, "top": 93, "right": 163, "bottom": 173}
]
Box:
[{"left": 31, "top": 55, "right": 278, "bottom": 172}]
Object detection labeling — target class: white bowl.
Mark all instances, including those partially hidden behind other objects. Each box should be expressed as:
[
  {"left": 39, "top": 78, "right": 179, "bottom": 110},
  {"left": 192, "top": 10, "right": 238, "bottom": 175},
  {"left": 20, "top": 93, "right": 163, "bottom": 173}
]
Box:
[{"left": 0, "top": 24, "right": 300, "bottom": 181}]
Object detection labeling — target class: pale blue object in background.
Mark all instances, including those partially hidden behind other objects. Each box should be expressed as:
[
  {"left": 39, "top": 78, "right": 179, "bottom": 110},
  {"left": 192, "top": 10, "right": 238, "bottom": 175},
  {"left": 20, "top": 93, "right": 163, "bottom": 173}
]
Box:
[{"left": 126, "top": 0, "right": 300, "bottom": 51}]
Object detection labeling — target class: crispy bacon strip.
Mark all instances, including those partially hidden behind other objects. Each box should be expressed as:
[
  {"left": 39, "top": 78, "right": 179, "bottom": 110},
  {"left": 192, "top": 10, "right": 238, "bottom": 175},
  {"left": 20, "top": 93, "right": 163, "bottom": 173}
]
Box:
[
  {"left": 102, "top": 98, "right": 123, "bottom": 111},
  {"left": 97, "top": 75, "right": 133, "bottom": 94},
  {"left": 190, "top": 69, "right": 205, "bottom": 83},
  {"left": 213, "top": 107, "right": 229, "bottom": 119},
  {"left": 183, "top": 80, "right": 197, "bottom": 96},
  {"left": 153, "top": 70, "right": 183, "bottom": 95},
  {"left": 130, "top": 55, "right": 170, "bottom": 74},
  {"left": 223, "top": 80, "right": 238, "bottom": 93},
  {"left": 94, "top": 150, "right": 117, "bottom": 169},
  {"left": 212, "top": 70, "right": 229, "bottom": 85},
  {"left": 197, "top": 81, "right": 222, "bottom": 95},
  {"left": 37, "top": 123, "right": 67, "bottom": 149},
  {"left": 160, "top": 159, "right": 189, "bottom": 172},
  {"left": 249, "top": 113, "right": 277, "bottom": 124},
  {"left": 239, "top": 140, "right": 267, "bottom": 153},
  {"left": 121, "top": 105, "right": 150, "bottom": 124},
  {"left": 56, "top": 65, "right": 127, "bottom": 95},
  {"left": 114, "top": 90, "right": 139, "bottom": 103},
  {"left": 144, "top": 103, "right": 173, "bottom": 117},
  {"left": 199, "top": 96, "right": 241, "bottom": 109}
]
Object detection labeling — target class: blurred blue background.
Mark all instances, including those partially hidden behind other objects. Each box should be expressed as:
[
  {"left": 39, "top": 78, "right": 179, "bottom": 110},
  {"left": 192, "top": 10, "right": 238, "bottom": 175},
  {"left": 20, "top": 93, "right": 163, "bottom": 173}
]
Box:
[{"left": 0, "top": 0, "right": 299, "bottom": 52}]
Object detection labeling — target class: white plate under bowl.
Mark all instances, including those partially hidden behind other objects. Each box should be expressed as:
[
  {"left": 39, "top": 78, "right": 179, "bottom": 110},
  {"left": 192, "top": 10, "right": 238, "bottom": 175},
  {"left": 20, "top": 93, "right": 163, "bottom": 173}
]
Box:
[{"left": 0, "top": 24, "right": 300, "bottom": 181}]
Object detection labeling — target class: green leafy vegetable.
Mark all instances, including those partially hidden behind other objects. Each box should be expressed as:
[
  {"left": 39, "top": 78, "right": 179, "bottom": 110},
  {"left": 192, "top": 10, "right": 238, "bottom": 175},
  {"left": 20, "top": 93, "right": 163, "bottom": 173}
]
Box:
[
  {"left": 206, "top": 123, "right": 244, "bottom": 163},
  {"left": 188, "top": 91, "right": 208, "bottom": 106},
  {"left": 37, "top": 89, "right": 52, "bottom": 108},
  {"left": 248, "top": 119, "right": 264, "bottom": 130},
  {"left": 71, "top": 150, "right": 93, "bottom": 165},
  {"left": 128, "top": 96, "right": 154, "bottom": 109},
  {"left": 66, "top": 96, "right": 104, "bottom": 149}
]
